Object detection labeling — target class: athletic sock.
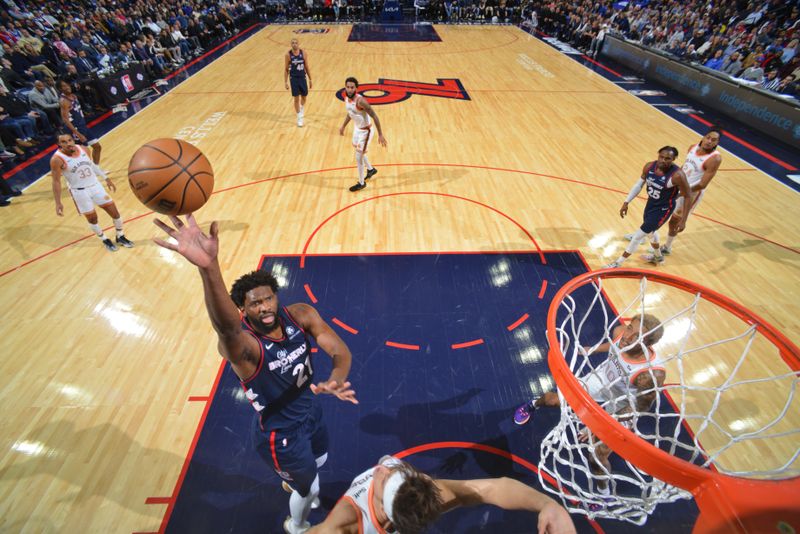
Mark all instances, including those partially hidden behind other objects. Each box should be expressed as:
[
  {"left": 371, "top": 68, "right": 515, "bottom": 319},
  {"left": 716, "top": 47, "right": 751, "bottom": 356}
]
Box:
[{"left": 89, "top": 223, "right": 105, "bottom": 238}]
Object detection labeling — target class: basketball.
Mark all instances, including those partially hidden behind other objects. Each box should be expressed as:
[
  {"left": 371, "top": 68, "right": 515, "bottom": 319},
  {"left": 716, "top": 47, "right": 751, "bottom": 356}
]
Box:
[{"left": 127, "top": 138, "right": 214, "bottom": 216}]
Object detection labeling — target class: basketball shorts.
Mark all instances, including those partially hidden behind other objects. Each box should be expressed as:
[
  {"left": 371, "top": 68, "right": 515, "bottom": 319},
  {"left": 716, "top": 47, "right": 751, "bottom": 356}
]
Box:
[
  {"left": 352, "top": 126, "right": 372, "bottom": 153},
  {"left": 69, "top": 182, "right": 113, "bottom": 214},
  {"left": 254, "top": 401, "right": 329, "bottom": 496},
  {"left": 640, "top": 204, "right": 675, "bottom": 234},
  {"left": 73, "top": 122, "right": 99, "bottom": 146},
  {"left": 672, "top": 190, "right": 704, "bottom": 219},
  {"left": 290, "top": 77, "right": 308, "bottom": 97}
]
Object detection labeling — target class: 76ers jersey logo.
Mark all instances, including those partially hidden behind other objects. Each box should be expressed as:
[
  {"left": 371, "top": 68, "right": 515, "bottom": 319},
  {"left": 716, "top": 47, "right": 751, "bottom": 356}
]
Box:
[{"left": 336, "top": 78, "right": 470, "bottom": 105}]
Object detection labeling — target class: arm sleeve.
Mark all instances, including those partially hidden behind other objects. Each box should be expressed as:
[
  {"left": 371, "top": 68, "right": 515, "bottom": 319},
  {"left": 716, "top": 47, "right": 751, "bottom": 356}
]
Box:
[{"left": 625, "top": 179, "right": 645, "bottom": 203}]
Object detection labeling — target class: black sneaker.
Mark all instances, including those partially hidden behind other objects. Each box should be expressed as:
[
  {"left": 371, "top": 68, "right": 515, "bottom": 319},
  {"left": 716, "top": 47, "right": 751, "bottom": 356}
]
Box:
[
  {"left": 102, "top": 238, "right": 118, "bottom": 252},
  {"left": 365, "top": 168, "right": 377, "bottom": 180},
  {"left": 0, "top": 198, "right": 10, "bottom": 207},
  {"left": 349, "top": 182, "right": 366, "bottom": 192},
  {"left": 116, "top": 235, "right": 135, "bottom": 248},
  {"left": 8, "top": 189, "right": 21, "bottom": 197}
]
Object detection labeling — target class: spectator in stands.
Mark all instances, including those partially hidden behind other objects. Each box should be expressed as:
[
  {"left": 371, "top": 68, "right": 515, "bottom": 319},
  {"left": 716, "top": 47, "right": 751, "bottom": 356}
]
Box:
[
  {"left": 721, "top": 51, "right": 744, "bottom": 76},
  {"left": 760, "top": 68, "right": 782, "bottom": 90},
  {"left": 95, "top": 45, "right": 112, "bottom": 71},
  {"left": 28, "top": 79, "right": 61, "bottom": 127},
  {"left": 777, "top": 74, "right": 797, "bottom": 96},
  {"left": 0, "top": 85, "right": 44, "bottom": 142},
  {"left": 74, "top": 50, "right": 97, "bottom": 75},
  {"left": 704, "top": 49, "right": 725, "bottom": 70},
  {"left": 0, "top": 58, "right": 31, "bottom": 89}
]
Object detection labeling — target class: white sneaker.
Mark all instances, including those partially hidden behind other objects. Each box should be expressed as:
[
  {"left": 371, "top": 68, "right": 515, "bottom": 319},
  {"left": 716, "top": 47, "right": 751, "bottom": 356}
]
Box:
[
  {"left": 283, "top": 516, "right": 310, "bottom": 534},
  {"left": 604, "top": 260, "right": 622, "bottom": 268},
  {"left": 642, "top": 253, "right": 665, "bottom": 264},
  {"left": 297, "top": 116, "right": 303, "bottom": 127},
  {"left": 624, "top": 233, "right": 635, "bottom": 241}
]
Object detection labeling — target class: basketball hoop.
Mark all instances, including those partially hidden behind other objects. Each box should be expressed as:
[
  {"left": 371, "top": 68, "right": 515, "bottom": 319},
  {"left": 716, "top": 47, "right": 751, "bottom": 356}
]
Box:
[{"left": 538, "top": 268, "right": 800, "bottom": 533}]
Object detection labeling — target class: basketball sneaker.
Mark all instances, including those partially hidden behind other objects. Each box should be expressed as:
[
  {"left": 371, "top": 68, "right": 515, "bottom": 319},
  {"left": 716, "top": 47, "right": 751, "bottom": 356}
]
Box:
[
  {"left": 604, "top": 260, "right": 622, "bottom": 268},
  {"left": 624, "top": 233, "right": 635, "bottom": 241},
  {"left": 349, "top": 182, "right": 366, "bottom": 192},
  {"left": 365, "top": 168, "right": 377, "bottom": 180},
  {"left": 102, "top": 238, "right": 118, "bottom": 252},
  {"left": 297, "top": 116, "right": 304, "bottom": 127},
  {"left": 513, "top": 401, "right": 535, "bottom": 425},
  {"left": 642, "top": 253, "right": 664, "bottom": 264},
  {"left": 283, "top": 516, "right": 310, "bottom": 534},
  {"left": 660, "top": 246, "right": 671, "bottom": 256},
  {"left": 116, "top": 235, "right": 135, "bottom": 248}
]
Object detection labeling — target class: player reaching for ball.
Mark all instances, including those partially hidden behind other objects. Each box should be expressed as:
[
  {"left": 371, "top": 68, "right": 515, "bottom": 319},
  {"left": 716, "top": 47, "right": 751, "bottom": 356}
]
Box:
[
  {"left": 51, "top": 131, "right": 134, "bottom": 252},
  {"left": 153, "top": 214, "right": 358, "bottom": 534}
]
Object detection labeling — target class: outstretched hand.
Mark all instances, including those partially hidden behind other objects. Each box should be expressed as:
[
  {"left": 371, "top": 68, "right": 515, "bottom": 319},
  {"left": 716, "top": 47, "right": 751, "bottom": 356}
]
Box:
[
  {"left": 153, "top": 214, "right": 219, "bottom": 268},
  {"left": 538, "top": 501, "right": 577, "bottom": 534},
  {"left": 310, "top": 380, "right": 358, "bottom": 404}
]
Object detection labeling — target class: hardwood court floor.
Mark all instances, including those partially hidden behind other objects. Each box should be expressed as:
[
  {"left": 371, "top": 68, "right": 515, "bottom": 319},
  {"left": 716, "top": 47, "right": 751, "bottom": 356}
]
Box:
[{"left": 0, "top": 24, "right": 798, "bottom": 533}]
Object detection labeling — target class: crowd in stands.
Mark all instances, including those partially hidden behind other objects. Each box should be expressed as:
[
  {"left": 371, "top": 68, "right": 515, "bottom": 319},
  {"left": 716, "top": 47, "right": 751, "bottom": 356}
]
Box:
[
  {"left": 525, "top": 0, "right": 800, "bottom": 97},
  {"left": 0, "top": 0, "right": 256, "bottom": 182}
]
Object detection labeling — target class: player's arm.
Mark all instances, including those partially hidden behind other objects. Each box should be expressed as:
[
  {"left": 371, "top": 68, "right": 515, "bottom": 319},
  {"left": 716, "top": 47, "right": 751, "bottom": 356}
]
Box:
[
  {"left": 303, "top": 50, "right": 312, "bottom": 88},
  {"left": 357, "top": 97, "right": 387, "bottom": 146},
  {"left": 50, "top": 157, "right": 65, "bottom": 216},
  {"left": 152, "top": 215, "right": 260, "bottom": 377},
  {"left": 632, "top": 368, "right": 666, "bottom": 412},
  {"left": 339, "top": 114, "right": 351, "bottom": 135},
  {"left": 436, "top": 478, "right": 576, "bottom": 534},
  {"left": 284, "top": 52, "right": 290, "bottom": 89},
  {"left": 691, "top": 154, "right": 720, "bottom": 192},
  {"left": 620, "top": 163, "right": 650, "bottom": 218},
  {"left": 672, "top": 169, "right": 691, "bottom": 232},
  {"left": 288, "top": 303, "right": 358, "bottom": 404},
  {"left": 59, "top": 98, "right": 78, "bottom": 135},
  {"left": 307, "top": 498, "right": 360, "bottom": 534}
]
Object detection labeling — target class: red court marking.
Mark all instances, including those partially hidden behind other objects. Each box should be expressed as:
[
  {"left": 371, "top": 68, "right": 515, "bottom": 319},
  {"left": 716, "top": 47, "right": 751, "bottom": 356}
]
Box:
[
  {"left": 506, "top": 313, "right": 530, "bottom": 331},
  {"left": 303, "top": 283, "right": 318, "bottom": 303},
  {"left": 689, "top": 114, "right": 797, "bottom": 171},
  {"left": 581, "top": 55, "right": 623, "bottom": 77},
  {"left": 145, "top": 497, "right": 172, "bottom": 505},
  {"left": 157, "top": 359, "right": 227, "bottom": 534},
  {"left": 187, "top": 396, "right": 209, "bottom": 402},
  {"left": 300, "top": 191, "right": 546, "bottom": 268},
  {"left": 394, "top": 441, "right": 604, "bottom": 533},
  {"left": 451, "top": 338, "right": 485, "bottom": 350},
  {"left": 4, "top": 163, "right": 799, "bottom": 279},
  {"left": 332, "top": 318, "right": 359, "bottom": 335},
  {"left": 538, "top": 280, "right": 549, "bottom": 299},
  {"left": 385, "top": 340, "right": 420, "bottom": 350}
]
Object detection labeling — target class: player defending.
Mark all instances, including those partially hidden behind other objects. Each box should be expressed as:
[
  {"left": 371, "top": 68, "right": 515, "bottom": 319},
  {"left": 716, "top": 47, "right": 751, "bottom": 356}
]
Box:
[
  {"left": 514, "top": 314, "right": 666, "bottom": 493},
  {"left": 58, "top": 80, "right": 103, "bottom": 166},
  {"left": 51, "top": 131, "right": 134, "bottom": 252},
  {"left": 307, "top": 455, "right": 576, "bottom": 534},
  {"left": 660, "top": 129, "right": 722, "bottom": 256},
  {"left": 606, "top": 146, "right": 690, "bottom": 268},
  {"left": 285, "top": 38, "right": 312, "bottom": 127},
  {"left": 339, "top": 77, "right": 387, "bottom": 192},
  {"left": 152, "top": 214, "right": 358, "bottom": 534}
]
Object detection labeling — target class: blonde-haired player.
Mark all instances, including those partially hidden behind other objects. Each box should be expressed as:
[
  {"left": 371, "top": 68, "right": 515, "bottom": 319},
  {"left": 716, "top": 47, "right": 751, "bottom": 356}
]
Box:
[
  {"left": 50, "top": 131, "right": 134, "bottom": 252},
  {"left": 339, "top": 77, "right": 387, "bottom": 192}
]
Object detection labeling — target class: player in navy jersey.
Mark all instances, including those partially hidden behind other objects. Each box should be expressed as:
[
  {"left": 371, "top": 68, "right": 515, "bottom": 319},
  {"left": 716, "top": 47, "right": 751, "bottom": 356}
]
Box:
[
  {"left": 153, "top": 214, "right": 357, "bottom": 534},
  {"left": 606, "top": 146, "right": 690, "bottom": 268},
  {"left": 58, "top": 80, "right": 103, "bottom": 167},
  {"left": 285, "top": 38, "right": 313, "bottom": 127}
]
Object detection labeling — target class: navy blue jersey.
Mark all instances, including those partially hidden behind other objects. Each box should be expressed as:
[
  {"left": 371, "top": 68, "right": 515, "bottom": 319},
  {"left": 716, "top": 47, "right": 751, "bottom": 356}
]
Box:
[
  {"left": 240, "top": 307, "right": 315, "bottom": 432},
  {"left": 288, "top": 49, "right": 307, "bottom": 78},
  {"left": 61, "top": 94, "right": 87, "bottom": 128},
  {"left": 644, "top": 162, "right": 679, "bottom": 212}
]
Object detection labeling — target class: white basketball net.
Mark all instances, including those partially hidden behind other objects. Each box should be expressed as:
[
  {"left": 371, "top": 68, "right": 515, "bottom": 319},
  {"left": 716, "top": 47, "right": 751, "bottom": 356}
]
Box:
[{"left": 537, "top": 274, "right": 800, "bottom": 526}]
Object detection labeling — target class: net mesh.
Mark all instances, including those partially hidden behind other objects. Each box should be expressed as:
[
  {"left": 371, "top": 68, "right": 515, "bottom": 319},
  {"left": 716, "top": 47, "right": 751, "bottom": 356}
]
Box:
[{"left": 537, "top": 273, "right": 800, "bottom": 526}]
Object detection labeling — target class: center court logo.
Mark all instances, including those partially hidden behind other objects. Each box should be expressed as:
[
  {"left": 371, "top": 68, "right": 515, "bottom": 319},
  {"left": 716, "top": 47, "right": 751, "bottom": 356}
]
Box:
[{"left": 336, "top": 78, "right": 470, "bottom": 105}]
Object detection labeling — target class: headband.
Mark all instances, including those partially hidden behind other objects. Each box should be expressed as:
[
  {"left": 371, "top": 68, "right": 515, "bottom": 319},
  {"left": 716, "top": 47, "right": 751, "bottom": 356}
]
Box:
[{"left": 382, "top": 469, "right": 407, "bottom": 525}]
